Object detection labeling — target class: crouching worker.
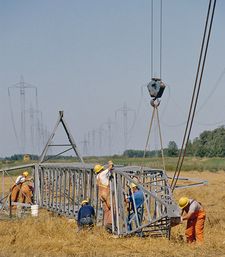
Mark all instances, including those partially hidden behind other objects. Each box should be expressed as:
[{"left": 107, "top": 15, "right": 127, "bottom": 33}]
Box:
[
  {"left": 179, "top": 197, "right": 206, "bottom": 244},
  {"left": 77, "top": 200, "right": 95, "bottom": 232},
  {"left": 11, "top": 171, "right": 33, "bottom": 206}
]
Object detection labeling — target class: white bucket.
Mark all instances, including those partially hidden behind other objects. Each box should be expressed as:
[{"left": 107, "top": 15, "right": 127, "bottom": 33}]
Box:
[{"left": 31, "top": 204, "right": 39, "bottom": 217}]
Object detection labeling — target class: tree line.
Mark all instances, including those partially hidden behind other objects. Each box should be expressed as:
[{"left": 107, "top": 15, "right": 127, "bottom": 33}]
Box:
[
  {"left": 2, "top": 126, "right": 225, "bottom": 160},
  {"left": 124, "top": 126, "right": 225, "bottom": 158}
]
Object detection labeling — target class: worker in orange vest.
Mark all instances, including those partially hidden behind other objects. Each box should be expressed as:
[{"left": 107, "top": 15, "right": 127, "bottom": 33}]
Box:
[
  {"left": 94, "top": 161, "right": 114, "bottom": 231},
  {"left": 179, "top": 197, "right": 206, "bottom": 243}
]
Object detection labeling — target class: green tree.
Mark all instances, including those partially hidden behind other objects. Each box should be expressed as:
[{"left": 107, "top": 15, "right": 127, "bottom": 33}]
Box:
[{"left": 167, "top": 141, "right": 178, "bottom": 157}]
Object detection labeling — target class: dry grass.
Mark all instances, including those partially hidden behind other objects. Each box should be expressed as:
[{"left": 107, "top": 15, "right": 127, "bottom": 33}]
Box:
[{"left": 0, "top": 171, "right": 225, "bottom": 257}]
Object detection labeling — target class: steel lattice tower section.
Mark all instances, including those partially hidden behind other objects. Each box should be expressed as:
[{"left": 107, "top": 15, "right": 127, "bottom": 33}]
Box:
[
  {"left": 0, "top": 111, "right": 208, "bottom": 237},
  {"left": 32, "top": 163, "right": 180, "bottom": 237}
]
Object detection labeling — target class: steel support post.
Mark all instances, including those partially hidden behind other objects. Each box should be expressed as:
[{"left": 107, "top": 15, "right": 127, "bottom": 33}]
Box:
[
  {"left": 1, "top": 170, "right": 5, "bottom": 201},
  {"left": 34, "top": 164, "right": 41, "bottom": 205}
]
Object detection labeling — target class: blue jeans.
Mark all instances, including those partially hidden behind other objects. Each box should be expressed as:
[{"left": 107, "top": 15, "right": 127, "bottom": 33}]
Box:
[
  {"left": 127, "top": 206, "right": 143, "bottom": 235},
  {"left": 79, "top": 216, "right": 93, "bottom": 225}
]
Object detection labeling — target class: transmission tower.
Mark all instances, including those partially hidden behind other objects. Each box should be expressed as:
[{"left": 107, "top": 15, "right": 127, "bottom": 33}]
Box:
[
  {"left": 8, "top": 76, "right": 38, "bottom": 154},
  {"left": 115, "top": 102, "right": 136, "bottom": 152},
  {"left": 80, "top": 135, "right": 89, "bottom": 156},
  {"left": 91, "top": 129, "right": 96, "bottom": 156},
  {"left": 102, "top": 118, "right": 114, "bottom": 156},
  {"left": 29, "top": 103, "right": 35, "bottom": 154},
  {"left": 98, "top": 126, "right": 105, "bottom": 156}
]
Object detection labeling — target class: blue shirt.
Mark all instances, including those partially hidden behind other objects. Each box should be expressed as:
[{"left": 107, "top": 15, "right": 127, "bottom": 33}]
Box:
[
  {"left": 128, "top": 189, "right": 144, "bottom": 210},
  {"left": 78, "top": 205, "right": 95, "bottom": 223}
]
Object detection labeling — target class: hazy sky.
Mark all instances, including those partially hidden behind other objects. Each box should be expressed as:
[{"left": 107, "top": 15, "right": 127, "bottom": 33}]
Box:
[{"left": 0, "top": 0, "right": 225, "bottom": 157}]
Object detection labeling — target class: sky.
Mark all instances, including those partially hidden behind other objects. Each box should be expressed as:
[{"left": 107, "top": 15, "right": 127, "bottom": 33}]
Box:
[{"left": 0, "top": 0, "right": 225, "bottom": 157}]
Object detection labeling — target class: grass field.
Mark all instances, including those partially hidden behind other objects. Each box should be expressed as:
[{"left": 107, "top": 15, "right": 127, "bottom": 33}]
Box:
[
  {"left": 2, "top": 156, "right": 225, "bottom": 172},
  {"left": 0, "top": 169, "right": 225, "bottom": 257}
]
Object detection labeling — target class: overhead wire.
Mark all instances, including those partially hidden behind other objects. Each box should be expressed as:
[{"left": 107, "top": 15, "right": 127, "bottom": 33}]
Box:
[
  {"left": 161, "top": 64, "right": 225, "bottom": 128},
  {"left": 171, "top": 0, "right": 217, "bottom": 191},
  {"left": 126, "top": 83, "right": 149, "bottom": 147},
  {"left": 196, "top": 66, "right": 225, "bottom": 114},
  {"left": 8, "top": 88, "right": 21, "bottom": 152}
]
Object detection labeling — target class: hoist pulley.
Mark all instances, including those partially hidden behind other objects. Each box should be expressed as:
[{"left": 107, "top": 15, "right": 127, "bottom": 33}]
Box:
[{"left": 147, "top": 78, "right": 166, "bottom": 100}]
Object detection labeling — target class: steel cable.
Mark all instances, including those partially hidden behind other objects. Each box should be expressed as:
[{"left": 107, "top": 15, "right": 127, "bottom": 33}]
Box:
[
  {"left": 151, "top": 0, "right": 154, "bottom": 78},
  {"left": 171, "top": 0, "right": 217, "bottom": 191},
  {"left": 160, "top": 0, "right": 163, "bottom": 79}
]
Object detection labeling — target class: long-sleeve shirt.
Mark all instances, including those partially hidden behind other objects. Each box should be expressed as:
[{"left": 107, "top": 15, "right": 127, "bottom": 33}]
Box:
[
  {"left": 127, "top": 189, "right": 144, "bottom": 210},
  {"left": 15, "top": 175, "right": 26, "bottom": 185},
  {"left": 77, "top": 205, "right": 95, "bottom": 224},
  {"left": 97, "top": 168, "right": 110, "bottom": 188}
]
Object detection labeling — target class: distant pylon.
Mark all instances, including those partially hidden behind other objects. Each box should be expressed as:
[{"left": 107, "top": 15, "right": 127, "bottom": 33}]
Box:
[
  {"left": 115, "top": 102, "right": 136, "bottom": 152},
  {"left": 102, "top": 118, "right": 114, "bottom": 156},
  {"left": 8, "top": 76, "right": 38, "bottom": 154},
  {"left": 80, "top": 135, "right": 89, "bottom": 156}
]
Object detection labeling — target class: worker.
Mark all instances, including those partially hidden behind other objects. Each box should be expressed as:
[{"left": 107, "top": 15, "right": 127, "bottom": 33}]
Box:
[
  {"left": 94, "top": 161, "right": 114, "bottom": 231},
  {"left": 77, "top": 200, "right": 95, "bottom": 231},
  {"left": 11, "top": 171, "right": 29, "bottom": 203},
  {"left": 179, "top": 197, "right": 206, "bottom": 244},
  {"left": 11, "top": 171, "right": 33, "bottom": 206},
  {"left": 125, "top": 182, "right": 144, "bottom": 236},
  {"left": 21, "top": 175, "right": 33, "bottom": 205}
]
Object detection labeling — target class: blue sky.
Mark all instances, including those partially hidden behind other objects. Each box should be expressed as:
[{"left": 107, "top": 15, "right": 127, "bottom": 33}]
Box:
[{"left": 0, "top": 0, "right": 224, "bottom": 157}]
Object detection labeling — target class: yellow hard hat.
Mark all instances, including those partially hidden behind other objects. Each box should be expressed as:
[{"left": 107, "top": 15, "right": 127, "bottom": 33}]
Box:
[
  {"left": 81, "top": 200, "right": 88, "bottom": 206},
  {"left": 178, "top": 197, "right": 189, "bottom": 209},
  {"left": 129, "top": 182, "right": 137, "bottom": 188},
  {"left": 94, "top": 164, "right": 104, "bottom": 174},
  {"left": 23, "top": 171, "right": 29, "bottom": 177}
]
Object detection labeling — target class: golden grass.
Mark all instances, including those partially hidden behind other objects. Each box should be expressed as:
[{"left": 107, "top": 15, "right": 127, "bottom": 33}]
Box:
[{"left": 0, "top": 171, "right": 225, "bottom": 257}]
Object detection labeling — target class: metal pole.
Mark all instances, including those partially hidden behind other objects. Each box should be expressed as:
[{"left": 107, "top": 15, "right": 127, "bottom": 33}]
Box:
[
  {"left": 72, "top": 172, "right": 76, "bottom": 215},
  {"left": 34, "top": 164, "right": 41, "bottom": 205},
  {"left": 109, "top": 179, "right": 115, "bottom": 234},
  {"left": 2, "top": 170, "right": 4, "bottom": 200},
  {"left": 59, "top": 170, "right": 62, "bottom": 212},
  {"left": 113, "top": 173, "right": 120, "bottom": 235},
  {"left": 68, "top": 170, "right": 71, "bottom": 215},
  {"left": 63, "top": 170, "right": 66, "bottom": 214},
  {"left": 9, "top": 191, "right": 12, "bottom": 218},
  {"left": 55, "top": 169, "right": 59, "bottom": 210}
]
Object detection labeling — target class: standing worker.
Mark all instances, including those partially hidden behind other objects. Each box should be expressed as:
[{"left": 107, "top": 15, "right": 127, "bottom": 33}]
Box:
[
  {"left": 94, "top": 161, "right": 114, "bottom": 231},
  {"left": 77, "top": 200, "right": 95, "bottom": 231},
  {"left": 179, "top": 197, "right": 206, "bottom": 244},
  {"left": 125, "top": 182, "right": 144, "bottom": 236}
]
